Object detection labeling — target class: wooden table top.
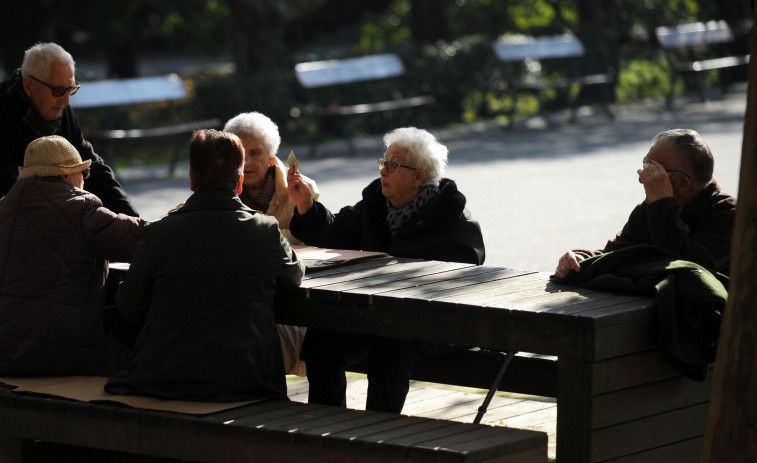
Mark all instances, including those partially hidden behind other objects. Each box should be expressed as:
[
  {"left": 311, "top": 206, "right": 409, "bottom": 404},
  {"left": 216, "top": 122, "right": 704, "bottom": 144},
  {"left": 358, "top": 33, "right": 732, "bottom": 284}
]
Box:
[{"left": 276, "top": 256, "right": 658, "bottom": 360}]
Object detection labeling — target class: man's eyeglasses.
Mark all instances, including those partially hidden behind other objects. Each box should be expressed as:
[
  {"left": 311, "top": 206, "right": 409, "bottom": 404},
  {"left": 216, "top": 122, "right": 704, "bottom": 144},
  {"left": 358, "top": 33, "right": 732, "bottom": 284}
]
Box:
[
  {"left": 642, "top": 157, "right": 691, "bottom": 179},
  {"left": 81, "top": 167, "right": 90, "bottom": 179},
  {"left": 378, "top": 158, "right": 418, "bottom": 173},
  {"left": 28, "top": 75, "right": 80, "bottom": 97}
]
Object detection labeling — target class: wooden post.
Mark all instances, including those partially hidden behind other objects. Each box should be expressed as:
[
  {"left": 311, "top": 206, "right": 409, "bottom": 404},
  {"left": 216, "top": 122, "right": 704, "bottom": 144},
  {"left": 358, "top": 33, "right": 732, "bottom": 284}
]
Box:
[{"left": 701, "top": 7, "right": 757, "bottom": 462}]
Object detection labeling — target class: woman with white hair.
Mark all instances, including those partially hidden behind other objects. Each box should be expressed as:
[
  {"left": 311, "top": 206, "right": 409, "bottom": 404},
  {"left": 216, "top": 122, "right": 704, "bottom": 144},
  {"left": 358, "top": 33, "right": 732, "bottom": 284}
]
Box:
[
  {"left": 223, "top": 111, "right": 319, "bottom": 244},
  {"left": 286, "top": 126, "right": 485, "bottom": 414},
  {"left": 223, "top": 111, "right": 319, "bottom": 378}
]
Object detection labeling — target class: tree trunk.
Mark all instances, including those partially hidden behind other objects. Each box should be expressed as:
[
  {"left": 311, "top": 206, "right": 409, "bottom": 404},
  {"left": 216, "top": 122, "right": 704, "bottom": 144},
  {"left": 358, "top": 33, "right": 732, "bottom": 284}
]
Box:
[
  {"left": 701, "top": 7, "right": 757, "bottom": 463},
  {"left": 228, "top": 0, "right": 286, "bottom": 73},
  {"left": 573, "top": 0, "right": 619, "bottom": 103}
]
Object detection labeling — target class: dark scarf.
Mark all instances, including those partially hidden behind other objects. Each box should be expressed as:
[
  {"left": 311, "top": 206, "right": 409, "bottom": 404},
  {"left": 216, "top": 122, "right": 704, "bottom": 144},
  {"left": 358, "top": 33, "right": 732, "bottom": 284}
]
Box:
[
  {"left": 386, "top": 184, "right": 440, "bottom": 236},
  {"left": 6, "top": 69, "right": 61, "bottom": 138},
  {"left": 239, "top": 165, "right": 276, "bottom": 212}
]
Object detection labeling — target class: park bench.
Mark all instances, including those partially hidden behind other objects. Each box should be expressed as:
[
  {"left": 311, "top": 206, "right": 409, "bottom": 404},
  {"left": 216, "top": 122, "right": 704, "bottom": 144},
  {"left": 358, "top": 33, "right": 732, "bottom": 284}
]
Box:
[
  {"left": 491, "top": 32, "right": 615, "bottom": 129},
  {"left": 69, "top": 73, "right": 221, "bottom": 177},
  {"left": 294, "top": 53, "right": 436, "bottom": 157},
  {"left": 655, "top": 20, "right": 750, "bottom": 108},
  {"left": 0, "top": 380, "right": 548, "bottom": 463}
]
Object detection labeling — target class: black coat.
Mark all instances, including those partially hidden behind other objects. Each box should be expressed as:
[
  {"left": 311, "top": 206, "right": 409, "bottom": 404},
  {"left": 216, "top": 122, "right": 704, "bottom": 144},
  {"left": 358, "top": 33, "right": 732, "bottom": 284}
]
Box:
[
  {"left": 0, "top": 70, "right": 138, "bottom": 216},
  {"left": 105, "top": 189, "right": 305, "bottom": 402},
  {"left": 290, "top": 178, "right": 485, "bottom": 265}
]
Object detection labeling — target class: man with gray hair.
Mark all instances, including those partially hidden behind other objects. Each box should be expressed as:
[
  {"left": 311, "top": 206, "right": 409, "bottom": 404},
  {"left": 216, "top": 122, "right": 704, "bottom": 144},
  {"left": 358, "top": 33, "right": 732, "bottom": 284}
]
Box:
[
  {"left": 0, "top": 42, "right": 138, "bottom": 216},
  {"left": 555, "top": 128, "right": 737, "bottom": 277}
]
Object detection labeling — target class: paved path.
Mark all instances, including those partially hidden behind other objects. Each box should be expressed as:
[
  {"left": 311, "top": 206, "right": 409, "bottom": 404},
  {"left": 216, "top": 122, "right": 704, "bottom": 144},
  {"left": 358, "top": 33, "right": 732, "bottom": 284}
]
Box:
[{"left": 121, "top": 89, "right": 745, "bottom": 272}]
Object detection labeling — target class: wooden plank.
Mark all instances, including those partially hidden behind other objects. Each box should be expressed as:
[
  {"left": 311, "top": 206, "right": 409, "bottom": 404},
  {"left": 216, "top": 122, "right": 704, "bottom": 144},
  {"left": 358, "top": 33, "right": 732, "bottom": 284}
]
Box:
[
  {"left": 307, "top": 261, "right": 472, "bottom": 303},
  {"left": 337, "top": 262, "right": 480, "bottom": 304},
  {"left": 588, "top": 403, "right": 709, "bottom": 462},
  {"left": 605, "top": 436, "right": 702, "bottom": 463},
  {"left": 589, "top": 373, "right": 712, "bottom": 429},
  {"left": 588, "top": 350, "right": 683, "bottom": 395},
  {"left": 489, "top": 286, "right": 601, "bottom": 311},
  {"left": 590, "top": 313, "right": 657, "bottom": 361},
  {"left": 433, "top": 274, "right": 551, "bottom": 304},
  {"left": 373, "top": 267, "right": 531, "bottom": 299},
  {"left": 301, "top": 257, "right": 408, "bottom": 286},
  {"left": 393, "top": 425, "right": 546, "bottom": 462},
  {"left": 555, "top": 356, "right": 592, "bottom": 463}
]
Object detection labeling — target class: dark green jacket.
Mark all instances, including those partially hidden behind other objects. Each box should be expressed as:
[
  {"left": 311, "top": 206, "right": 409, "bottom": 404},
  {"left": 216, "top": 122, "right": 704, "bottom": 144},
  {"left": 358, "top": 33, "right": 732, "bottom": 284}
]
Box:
[{"left": 553, "top": 245, "right": 727, "bottom": 380}]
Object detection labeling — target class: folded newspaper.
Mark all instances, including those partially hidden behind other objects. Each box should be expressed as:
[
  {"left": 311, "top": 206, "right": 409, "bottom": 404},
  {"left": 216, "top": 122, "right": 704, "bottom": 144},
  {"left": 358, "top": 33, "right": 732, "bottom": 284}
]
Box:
[{"left": 291, "top": 245, "right": 387, "bottom": 270}]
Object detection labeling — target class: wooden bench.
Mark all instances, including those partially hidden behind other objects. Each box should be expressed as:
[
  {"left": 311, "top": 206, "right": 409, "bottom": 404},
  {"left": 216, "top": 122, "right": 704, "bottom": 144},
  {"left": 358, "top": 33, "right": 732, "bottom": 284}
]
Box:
[
  {"left": 491, "top": 33, "right": 615, "bottom": 128},
  {"left": 294, "top": 53, "right": 436, "bottom": 157},
  {"left": 0, "top": 382, "right": 548, "bottom": 463},
  {"left": 69, "top": 73, "right": 221, "bottom": 176},
  {"left": 655, "top": 20, "right": 750, "bottom": 107}
]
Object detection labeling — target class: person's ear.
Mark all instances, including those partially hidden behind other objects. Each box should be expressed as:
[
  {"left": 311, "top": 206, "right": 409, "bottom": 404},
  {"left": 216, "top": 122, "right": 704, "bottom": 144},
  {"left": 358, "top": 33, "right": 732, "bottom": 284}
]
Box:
[
  {"left": 414, "top": 169, "right": 426, "bottom": 187},
  {"left": 21, "top": 77, "right": 33, "bottom": 97},
  {"left": 236, "top": 174, "right": 244, "bottom": 195}
]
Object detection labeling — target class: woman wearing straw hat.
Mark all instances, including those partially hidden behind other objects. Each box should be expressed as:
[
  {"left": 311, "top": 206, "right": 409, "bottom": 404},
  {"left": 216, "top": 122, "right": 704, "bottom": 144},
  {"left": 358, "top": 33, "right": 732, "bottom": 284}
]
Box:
[{"left": 0, "top": 135, "right": 145, "bottom": 376}]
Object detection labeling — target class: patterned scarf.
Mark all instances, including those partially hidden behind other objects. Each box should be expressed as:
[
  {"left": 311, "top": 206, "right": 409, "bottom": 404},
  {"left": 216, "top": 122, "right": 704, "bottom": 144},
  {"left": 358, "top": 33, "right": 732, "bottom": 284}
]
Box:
[
  {"left": 386, "top": 184, "right": 440, "bottom": 236},
  {"left": 239, "top": 165, "right": 276, "bottom": 212},
  {"left": 6, "top": 69, "right": 61, "bottom": 138}
]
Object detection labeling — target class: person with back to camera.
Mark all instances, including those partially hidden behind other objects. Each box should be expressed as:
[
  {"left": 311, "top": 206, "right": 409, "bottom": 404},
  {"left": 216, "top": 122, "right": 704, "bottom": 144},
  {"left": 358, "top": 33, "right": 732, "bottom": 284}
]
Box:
[
  {"left": 222, "top": 111, "right": 320, "bottom": 377},
  {"left": 0, "top": 42, "right": 138, "bottom": 216},
  {"left": 286, "top": 126, "right": 485, "bottom": 413},
  {"left": 105, "top": 129, "right": 305, "bottom": 402},
  {"left": 0, "top": 135, "right": 145, "bottom": 376},
  {"left": 554, "top": 128, "right": 736, "bottom": 278}
]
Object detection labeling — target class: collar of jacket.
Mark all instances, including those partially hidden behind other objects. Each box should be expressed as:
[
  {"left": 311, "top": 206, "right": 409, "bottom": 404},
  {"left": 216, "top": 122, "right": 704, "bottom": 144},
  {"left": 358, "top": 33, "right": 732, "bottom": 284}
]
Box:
[
  {"left": 6, "top": 69, "right": 61, "bottom": 138},
  {"left": 680, "top": 179, "right": 724, "bottom": 220},
  {"left": 362, "top": 177, "right": 467, "bottom": 224},
  {"left": 171, "top": 188, "right": 254, "bottom": 214}
]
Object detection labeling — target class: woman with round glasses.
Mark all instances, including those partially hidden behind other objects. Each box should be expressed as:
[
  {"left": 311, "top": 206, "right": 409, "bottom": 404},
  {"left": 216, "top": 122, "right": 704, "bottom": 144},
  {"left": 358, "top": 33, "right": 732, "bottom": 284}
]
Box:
[{"left": 286, "top": 126, "right": 485, "bottom": 414}]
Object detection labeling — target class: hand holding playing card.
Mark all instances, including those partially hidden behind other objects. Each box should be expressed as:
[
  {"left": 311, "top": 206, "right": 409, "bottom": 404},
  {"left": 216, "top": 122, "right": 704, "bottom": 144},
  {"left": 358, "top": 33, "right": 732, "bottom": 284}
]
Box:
[{"left": 286, "top": 151, "right": 313, "bottom": 214}]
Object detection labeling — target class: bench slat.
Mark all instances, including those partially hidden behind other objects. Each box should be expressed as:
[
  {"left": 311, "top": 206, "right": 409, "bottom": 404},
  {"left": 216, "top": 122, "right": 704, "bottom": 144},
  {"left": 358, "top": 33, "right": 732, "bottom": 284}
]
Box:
[
  {"left": 493, "top": 34, "right": 585, "bottom": 61},
  {"left": 295, "top": 54, "right": 405, "bottom": 88},
  {"left": 71, "top": 74, "right": 188, "bottom": 108},
  {"left": 92, "top": 118, "right": 221, "bottom": 140},
  {"left": 655, "top": 20, "right": 735, "bottom": 49}
]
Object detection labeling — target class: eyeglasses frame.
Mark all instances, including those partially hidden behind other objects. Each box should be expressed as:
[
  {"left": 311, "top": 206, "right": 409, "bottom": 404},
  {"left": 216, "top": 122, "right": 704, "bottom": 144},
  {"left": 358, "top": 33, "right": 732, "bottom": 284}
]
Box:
[
  {"left": 378, "top": 158, "right": 419, "bottom": 173},
  {"left": 641, "top": 157, "right": 691, "bottom": 179},
  {"left": 28, "top": 75, "right": 80, "bottom": 97}
]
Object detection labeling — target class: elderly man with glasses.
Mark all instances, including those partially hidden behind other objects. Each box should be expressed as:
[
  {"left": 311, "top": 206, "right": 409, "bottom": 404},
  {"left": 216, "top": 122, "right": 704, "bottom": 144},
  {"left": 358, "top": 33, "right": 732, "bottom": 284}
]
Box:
[
  {"left": 0, "top": 42, "right": 138, "bottom": 216},
  {"left": 554, "top": 128, "right": 737, "bottom": 278}
]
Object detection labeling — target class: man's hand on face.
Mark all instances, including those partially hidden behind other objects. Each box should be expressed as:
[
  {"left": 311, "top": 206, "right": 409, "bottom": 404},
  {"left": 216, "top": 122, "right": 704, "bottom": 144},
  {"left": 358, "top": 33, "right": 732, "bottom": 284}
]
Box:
[{"left": 637, "top": 159, "right": 674, "bottom": 204}]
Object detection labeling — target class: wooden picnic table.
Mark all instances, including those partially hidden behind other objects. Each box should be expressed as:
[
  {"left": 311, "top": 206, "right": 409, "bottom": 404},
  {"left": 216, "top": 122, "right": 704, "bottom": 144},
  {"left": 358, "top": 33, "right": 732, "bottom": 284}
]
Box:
[{"left": 275, "top": 255, "right": 714, "bottom": 463}]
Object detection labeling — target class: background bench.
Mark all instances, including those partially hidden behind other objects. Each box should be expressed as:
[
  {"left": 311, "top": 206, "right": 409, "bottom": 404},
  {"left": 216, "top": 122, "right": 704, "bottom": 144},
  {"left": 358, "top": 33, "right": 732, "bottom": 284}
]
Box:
[
  {"left": 655, "top": 20, "right": 750, "bottom": 108},
  {"left": 70, "top": 73, "right": 221, "bottom": 176},
  {"left": 294, "top": 53, "right": 436, "bottom": 157},
  {"left": 0, "top": 384, "right": 548, "bottom": 463},
  {"left": 491, "top": 33, "right": 615, "bottom": 129}
]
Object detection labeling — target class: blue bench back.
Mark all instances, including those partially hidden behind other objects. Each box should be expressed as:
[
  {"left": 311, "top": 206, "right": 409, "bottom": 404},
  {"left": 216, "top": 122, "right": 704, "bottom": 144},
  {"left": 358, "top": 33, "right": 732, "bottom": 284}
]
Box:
[
  {"left": 492, "top": 33, "right": 585, "bottom": 62},
  {"left": 294, "top": 53, "right": 406, "bottom": 88},
  {"left": 69, "top": 73, "right": 188, "bottom": 109},
  {"left": 655, "top": 20, "right": 735, "bottom": 49}
]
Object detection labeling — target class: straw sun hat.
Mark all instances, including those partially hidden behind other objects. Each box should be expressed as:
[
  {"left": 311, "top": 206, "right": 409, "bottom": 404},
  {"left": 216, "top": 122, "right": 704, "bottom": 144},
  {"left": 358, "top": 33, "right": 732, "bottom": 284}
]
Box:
[{"left": 18, "top": 135, "right": 91, "bottom": 179}]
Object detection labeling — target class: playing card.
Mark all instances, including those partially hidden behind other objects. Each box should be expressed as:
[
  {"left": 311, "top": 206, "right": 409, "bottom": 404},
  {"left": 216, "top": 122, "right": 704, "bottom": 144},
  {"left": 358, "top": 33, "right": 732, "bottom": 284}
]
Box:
[{"left": 287, "top": 150, "right": 299, "bottom": 171}]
